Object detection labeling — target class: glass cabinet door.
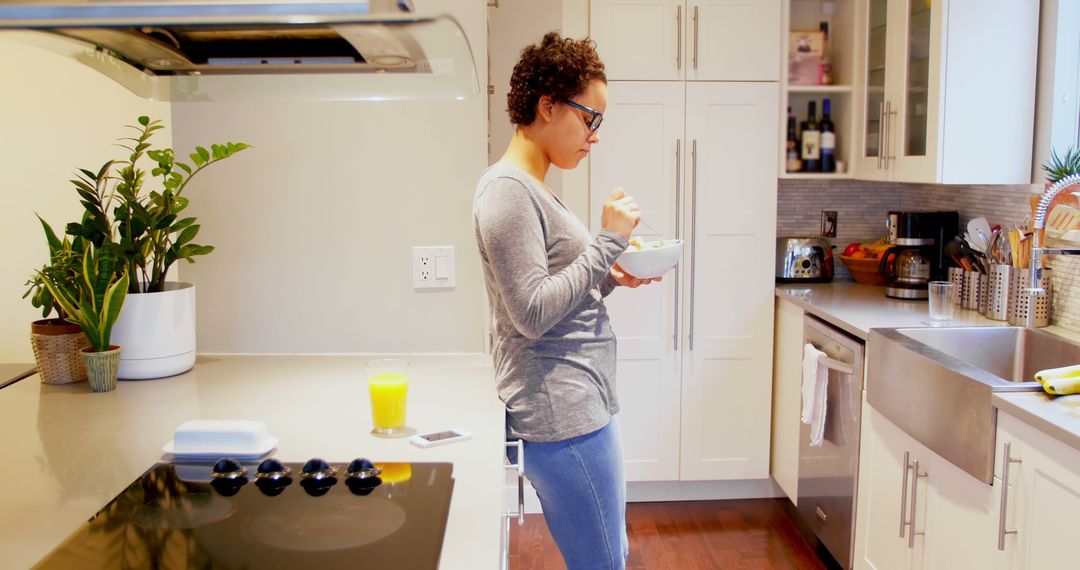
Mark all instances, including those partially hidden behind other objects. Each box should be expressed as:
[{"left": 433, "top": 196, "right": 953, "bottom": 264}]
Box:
[
  {"left": 863, "top": 0, "right": 889, "bottom": 160},
  {"left": 904, "top": 0, "right": 932, "bottom": 157}
]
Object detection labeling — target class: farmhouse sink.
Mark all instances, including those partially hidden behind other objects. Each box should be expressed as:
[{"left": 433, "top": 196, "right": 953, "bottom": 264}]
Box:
[{"left": 867, "top": 326, "right": 1080, "bottom": 484}]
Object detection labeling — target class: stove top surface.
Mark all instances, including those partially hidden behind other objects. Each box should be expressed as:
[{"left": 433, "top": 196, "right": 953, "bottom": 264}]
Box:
[{"left": 36, "top": 460, "right": 454, "bottom": 569}]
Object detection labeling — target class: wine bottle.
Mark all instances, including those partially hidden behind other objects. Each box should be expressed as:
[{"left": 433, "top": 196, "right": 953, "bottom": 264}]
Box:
[
  {"left": 820, "top": 98, "right": 836, "bottom": 173},
  {"left": 801, "top": 100, "right": 820, "bottom": 172},
  {"left": 786, "top": 106, "right": 801, "bottom": 173}
]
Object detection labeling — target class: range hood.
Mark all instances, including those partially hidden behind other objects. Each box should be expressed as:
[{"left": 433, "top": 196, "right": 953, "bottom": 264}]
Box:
[{"left": 0, "top": 1, "right": 479, "bottom": 101}]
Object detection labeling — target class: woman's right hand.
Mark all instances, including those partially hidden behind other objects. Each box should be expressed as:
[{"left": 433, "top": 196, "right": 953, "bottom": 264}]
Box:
[{"left": 601, "top": 187, "right": 641, "bottom": 239}]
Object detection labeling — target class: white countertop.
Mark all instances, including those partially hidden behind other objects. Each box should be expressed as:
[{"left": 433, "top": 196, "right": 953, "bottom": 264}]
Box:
[
  {"left": 0, "top": 354, "right": 505, "bottom": 570},
  {"left": 775, "top": 281, "right": 1007, "bottom": 339},
  {"left": 993, "top": 392, "right": 1080, "bottom": 452}
]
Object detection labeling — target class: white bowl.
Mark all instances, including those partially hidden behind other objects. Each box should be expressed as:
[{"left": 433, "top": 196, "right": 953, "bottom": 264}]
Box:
[{"left": 616, "top": 239, "right": 684, "bottom": 279}]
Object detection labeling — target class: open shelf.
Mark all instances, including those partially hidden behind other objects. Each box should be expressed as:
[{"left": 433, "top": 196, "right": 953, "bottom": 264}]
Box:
[{"left": 788, "top": 84, "right": 854, "bottom": 94}]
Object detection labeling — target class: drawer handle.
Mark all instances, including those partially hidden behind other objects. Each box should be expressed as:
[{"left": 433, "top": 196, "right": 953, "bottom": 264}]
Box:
[
  {"left": 504, "top": 440, "right": 525, "bottom": 525},
  {"left": 997, "top": 441, "right": 1021, "bottom": 550}
]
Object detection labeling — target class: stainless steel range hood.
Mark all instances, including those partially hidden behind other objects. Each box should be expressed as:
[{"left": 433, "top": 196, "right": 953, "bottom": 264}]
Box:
[{"left": 0, "top": 1, "right": 479, "bottom": 101}]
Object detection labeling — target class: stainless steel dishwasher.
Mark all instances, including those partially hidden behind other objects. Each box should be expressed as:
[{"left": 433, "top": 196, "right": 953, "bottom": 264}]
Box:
[{"left": 799, "top": 315, "right": 865, "bottom": 570}]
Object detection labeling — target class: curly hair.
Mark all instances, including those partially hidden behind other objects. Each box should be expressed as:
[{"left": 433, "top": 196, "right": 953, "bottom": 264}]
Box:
[{"left": 507, "top": 32, "right": 606, "bottom": 127}]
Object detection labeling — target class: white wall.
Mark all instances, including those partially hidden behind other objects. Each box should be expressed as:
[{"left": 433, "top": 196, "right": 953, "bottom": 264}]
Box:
[
  {"left": 172, "top": 0, "right": 488, "bottom": 354},
  {"left": 0, "top": 33, "right": 170, "bottom": 363}
]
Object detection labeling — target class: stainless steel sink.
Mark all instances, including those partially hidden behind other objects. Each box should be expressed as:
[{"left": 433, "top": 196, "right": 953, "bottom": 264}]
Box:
[
  {"left": 868, "top": 326, "right": 1080, "bottom": 484},
  {"left": 896, "top": 327, "right": 1080, "bottom": 387}
]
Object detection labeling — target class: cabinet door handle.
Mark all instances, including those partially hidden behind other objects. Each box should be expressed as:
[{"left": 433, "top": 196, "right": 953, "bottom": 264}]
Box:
[
  {"left": 908, "top": 458, "right": 927, "bottom": 549},
  {"left": 504, "top": 440, "right": 525, "bottom": 525},
  {"left": 997, "top": 441, "right": 1021, "bottom": 550},
  {"left": 692, "top": 5, "right": 699, "bottom": 70},
  {"left": 884, "top": 100, "right": 896, "bottom": 168},
  {"left": 689, "top": 139, "right": 698, "bottom": 351},
  {"left": 676, "top": 5, "right": 682, "bottom": 71},
  {"left": 674, "top": 140, "right": 682, "bottom": 351},
  {"left": 900, "top": 450, "right": 911, "bottom": 537},
  {"left": 877, "top": 101, "right": 885, "bottom": 170}
]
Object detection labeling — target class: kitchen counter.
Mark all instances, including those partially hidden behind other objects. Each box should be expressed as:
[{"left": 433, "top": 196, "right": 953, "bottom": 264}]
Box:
[
  {"left": 777, "top": 280, "right": 1080, "bottom": 453},
  {"left": 0, "top": 354, "right": 505, "bottom": 570},
  {"left": 776, "top": 281, "right": 1017, "bottom": 339},
  {"left": 0, "top": 363, "right": 34, "bottom": 389},
  {"left": 993, "top": 392, "right": 1080, "bottom": 453}
]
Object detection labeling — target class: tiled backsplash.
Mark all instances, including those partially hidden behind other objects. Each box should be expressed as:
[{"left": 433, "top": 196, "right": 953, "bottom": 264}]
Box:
[{"left": 777, "top": 178, "right": 1080, "bottom": 334}]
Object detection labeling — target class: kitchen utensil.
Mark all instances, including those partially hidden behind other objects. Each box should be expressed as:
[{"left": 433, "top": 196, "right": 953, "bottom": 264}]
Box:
[{"left": 968, "top": 217, "right": 993, "bottom": 252}]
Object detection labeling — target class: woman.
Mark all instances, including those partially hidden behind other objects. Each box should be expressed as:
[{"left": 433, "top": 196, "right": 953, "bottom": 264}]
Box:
[{"left": 472, "top": 32, "right": 658, "bottom": 569}]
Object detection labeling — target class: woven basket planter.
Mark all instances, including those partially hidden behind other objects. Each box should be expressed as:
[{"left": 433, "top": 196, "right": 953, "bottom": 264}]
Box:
[
  {"left": 30, "top": 319, "right": 89, "bottom": 385},
  {"left": 81, "top": 346, "right": 122, "bottom": 393}
]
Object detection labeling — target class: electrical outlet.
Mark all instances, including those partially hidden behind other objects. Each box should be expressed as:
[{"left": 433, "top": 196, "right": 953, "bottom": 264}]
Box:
[{"left": 412, "top": 246, "right": 455, "bottom": 289}]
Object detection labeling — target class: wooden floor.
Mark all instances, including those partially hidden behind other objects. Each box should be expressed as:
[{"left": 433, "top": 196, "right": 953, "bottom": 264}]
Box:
[{"left": 509, "top": 499, "right": 829, "bottom": 570}]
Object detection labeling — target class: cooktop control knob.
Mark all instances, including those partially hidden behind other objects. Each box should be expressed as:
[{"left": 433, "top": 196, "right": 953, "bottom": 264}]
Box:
[
  {"left": 211, "top": 457, "right": 247, "bottom": 479},
  {"left": 255, "top": 458, "right": 292, "bottom": 480},
  {"left": 256, "top": 476, "right": 293, "bottom": 497},
  {"left": 346, "top": 458, "right": 383, "bottom": 480},
  {"left": 301, "top": 458, "right": 336, "bottom": 480}
]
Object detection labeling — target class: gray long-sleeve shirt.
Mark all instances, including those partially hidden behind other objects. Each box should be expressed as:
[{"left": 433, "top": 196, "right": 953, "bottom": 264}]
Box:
[{"left": 473, "top": 162, "right": 629, "bottom": 442}]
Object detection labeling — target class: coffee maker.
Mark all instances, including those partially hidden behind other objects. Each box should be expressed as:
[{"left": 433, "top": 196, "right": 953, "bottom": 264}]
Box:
[{"left": 880, "top": 211, "right": 959, "bottom": 299}]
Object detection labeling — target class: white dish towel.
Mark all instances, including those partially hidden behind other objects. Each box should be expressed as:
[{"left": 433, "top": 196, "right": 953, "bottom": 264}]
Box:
[{"left": 802, "top": 343, "right": 829, "bottom": 447}]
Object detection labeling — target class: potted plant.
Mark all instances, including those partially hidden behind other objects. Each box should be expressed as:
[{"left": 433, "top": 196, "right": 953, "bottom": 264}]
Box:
[
  {"left": 38, "top": 244, "right": 130, "bottom": 393},
  {"left": 23, "top": 216, "right": 91, "bottom": 385},
  {"left": 65, "top": 116, "right": 249, "bottom": 379}
]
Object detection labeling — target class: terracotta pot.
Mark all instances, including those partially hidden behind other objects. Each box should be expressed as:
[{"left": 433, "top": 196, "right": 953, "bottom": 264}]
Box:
[
  {"left": 81, "top": 345, "right": 122, "bottom": 393},
  {"left": 30, "top": 319, "right": 89, "bottom": 385}
]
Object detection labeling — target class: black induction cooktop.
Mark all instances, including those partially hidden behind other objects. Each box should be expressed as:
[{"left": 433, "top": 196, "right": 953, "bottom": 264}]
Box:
[{"left": 35, "top": 459, "right": 454, "bottom": 569}]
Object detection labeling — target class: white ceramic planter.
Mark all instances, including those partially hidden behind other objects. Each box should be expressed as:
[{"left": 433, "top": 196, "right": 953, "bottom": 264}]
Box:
[{"left": 111, "top": 282, "right": 196, "bottom": 380}]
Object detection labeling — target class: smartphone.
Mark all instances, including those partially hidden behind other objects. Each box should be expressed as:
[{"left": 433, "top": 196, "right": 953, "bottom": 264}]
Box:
[{"left": 409, "top": 428, "right": 472, "bottom": 448}]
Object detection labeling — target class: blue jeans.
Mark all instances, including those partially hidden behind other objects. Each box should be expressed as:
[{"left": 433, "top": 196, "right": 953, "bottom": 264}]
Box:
[{"left": 509, "top": 417, "right": 628, "bottom": 569}]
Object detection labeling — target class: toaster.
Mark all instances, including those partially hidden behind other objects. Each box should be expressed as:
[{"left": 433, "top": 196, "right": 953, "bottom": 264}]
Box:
[{"left": 776, "top": 237, "right": 834, "bottom": 282}]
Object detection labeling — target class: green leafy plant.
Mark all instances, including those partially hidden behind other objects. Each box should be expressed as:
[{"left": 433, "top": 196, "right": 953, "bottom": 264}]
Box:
[
  {"left": 23, "top": 215, "right": 86, "bottom": 321},
  {"left": 38, "top": 244, "right": 129, "bottom": 352},
  {"left": 65, "top": 116, "right": 250, "bottom": 293},
  {"left": 1041, "top": 147, "right": 1080, "bottom": 184}
]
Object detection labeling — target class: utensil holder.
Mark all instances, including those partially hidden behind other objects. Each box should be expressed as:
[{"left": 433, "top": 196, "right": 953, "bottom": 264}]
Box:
[
  {"left": 985, "top": 264, "right": 1011, "bottom": 321},
  {"left": 948, "top": 267, "right": 964, "bottom": 305},
  {"left": 961, "top": 271, "right": 982, "bottom": 310},
  {"left": 978, "top": 272, "right": 989, "bottom": 314},
  {"left": 1007, "top": 268, "right": 1052, "bottom": 327}
]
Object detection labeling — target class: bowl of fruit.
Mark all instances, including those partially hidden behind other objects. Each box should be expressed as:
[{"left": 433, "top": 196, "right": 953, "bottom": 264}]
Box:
[
  {"left": 838, "top": 238, "right": 892, "bottom": 286},
  {"left": 618, "top": 237, "right": 683, "bottom": 279}
]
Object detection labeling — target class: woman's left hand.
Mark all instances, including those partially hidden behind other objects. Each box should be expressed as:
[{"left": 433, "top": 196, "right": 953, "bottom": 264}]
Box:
[{"left": 611, "top": 264, "right": 662, "bottom": 288}]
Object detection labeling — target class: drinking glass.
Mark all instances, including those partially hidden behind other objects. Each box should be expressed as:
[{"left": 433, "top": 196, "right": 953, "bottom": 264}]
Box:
[
  {"left": 367, "top": 359, "right": 408, "bottom": 435},
  {"left": 928, "top": 281, "right": 955, "bottom": 321}
]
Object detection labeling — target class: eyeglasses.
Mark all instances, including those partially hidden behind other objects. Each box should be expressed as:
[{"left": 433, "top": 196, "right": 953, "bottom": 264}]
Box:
[{"left": 560, "top": 99, "right": 604, "bottom": 132}]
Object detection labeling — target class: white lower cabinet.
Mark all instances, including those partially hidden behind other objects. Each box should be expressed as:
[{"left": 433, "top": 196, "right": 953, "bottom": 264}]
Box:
[
  {"left": 591, "top": 80, "right": 778, "bottom": 482},
  {"left": 854, "top": 399, "right": 1010, "bottom": 570},
  {"left": 995, "top": 411, "right": 1080, "bottom": 570},
  {"left": 770, "top": 297, "right": 803, "bottom": 502}
]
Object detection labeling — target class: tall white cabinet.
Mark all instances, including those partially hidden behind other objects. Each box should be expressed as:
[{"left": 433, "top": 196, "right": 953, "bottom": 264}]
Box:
[{"left": 588, "top": 1, "right": 780, "bottom": 483}]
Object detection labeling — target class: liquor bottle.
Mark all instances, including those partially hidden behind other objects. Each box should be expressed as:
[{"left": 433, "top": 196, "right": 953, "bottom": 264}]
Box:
[
  {"left": 820, "top": 98, "right": 836, "bottom": 173},
  {"left": 785, "top": 106, "right": 801, "bottom": 173},
  {"left": 819, "top": 22, "right": 833, "bottom": 85},
  {"left": 801, "top": 100, "right": 820, "bottom": 172}
]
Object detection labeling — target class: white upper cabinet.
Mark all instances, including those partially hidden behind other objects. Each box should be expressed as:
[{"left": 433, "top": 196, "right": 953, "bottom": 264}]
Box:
[
  {"left": 591, "top": 0, "right": 781, "bottom": 81},
  {"left": 854, "top": 0, "right": 1038, "bottom": 184}
]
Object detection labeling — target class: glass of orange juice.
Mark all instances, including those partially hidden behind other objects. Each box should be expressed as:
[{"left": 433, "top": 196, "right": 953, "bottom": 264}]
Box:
[{"left": 367, "top": 358, "right": 409, "bottom": 435}]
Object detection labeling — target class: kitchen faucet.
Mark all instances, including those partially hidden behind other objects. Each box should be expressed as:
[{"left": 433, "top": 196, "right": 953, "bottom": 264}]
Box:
[{"left": 1026, "top": 172, "right": 1080, "bottom": 327}]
